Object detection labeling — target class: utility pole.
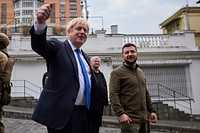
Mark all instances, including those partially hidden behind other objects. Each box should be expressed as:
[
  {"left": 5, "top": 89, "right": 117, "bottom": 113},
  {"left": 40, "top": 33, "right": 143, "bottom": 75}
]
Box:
[{"left": 84, "top": 0, "right": 89, "bottom": 20}]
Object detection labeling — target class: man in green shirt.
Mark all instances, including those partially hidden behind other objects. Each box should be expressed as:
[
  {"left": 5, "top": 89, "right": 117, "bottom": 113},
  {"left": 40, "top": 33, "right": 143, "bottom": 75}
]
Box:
[{"left": 109, "top": 43, "right": 157, "bottom": 133}]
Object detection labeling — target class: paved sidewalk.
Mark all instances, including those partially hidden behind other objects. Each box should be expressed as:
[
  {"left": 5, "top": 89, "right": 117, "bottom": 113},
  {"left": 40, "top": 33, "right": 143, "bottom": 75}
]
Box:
[
  {"left": 3, "top": 117, "right": 199, "bottom": 133},
  {"left": 103, "top": 116, "right": 200, "bottom": 132},
  {"left": 2, "top": 105, "right": 200, "bottom": 133},
  {"left": 2, "top": 117, "right": 121, "bottom": 133}
]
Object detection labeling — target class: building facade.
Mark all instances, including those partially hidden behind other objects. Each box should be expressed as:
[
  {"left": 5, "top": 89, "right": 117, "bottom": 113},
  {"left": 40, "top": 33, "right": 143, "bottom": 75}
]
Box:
[
  {"left": 159, "top": 6, "right": 200, "bottom": 47},
  {"left": 0, "top": 0, "right": 83, "bottom": 36},
  {"left": 8, "top": 28, "right": 200, "bottom": 116}
]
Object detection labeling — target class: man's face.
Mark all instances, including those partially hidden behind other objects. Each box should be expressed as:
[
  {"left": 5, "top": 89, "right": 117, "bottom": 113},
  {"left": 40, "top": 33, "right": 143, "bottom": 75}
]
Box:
[
  {"left": 68, "top": 24, "right": 88, "bottom": 48},
  {"left": 92, "top": 58, "right": 100, "bottom": 69},
  {"left": 122, "top": 46, "right": 138, "bottom": 65}
]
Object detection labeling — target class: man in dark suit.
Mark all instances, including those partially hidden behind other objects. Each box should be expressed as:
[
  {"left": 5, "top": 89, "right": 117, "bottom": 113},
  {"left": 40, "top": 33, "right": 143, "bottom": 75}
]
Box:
[{"left": 30, "top": 3, "right": 100, "bottom": 133}]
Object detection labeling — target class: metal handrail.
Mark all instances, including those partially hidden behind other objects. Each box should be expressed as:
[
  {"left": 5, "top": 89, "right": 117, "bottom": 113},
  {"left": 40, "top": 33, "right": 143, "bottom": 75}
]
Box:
[
  {"left": 10, "top": 80, "right": 42, "bottom": 99},
  {"left": 10, "top": 80, "right": 194, "bottom": 119},
  {"left": 147, "top": 83, "right": 194, "bottom": 119}
]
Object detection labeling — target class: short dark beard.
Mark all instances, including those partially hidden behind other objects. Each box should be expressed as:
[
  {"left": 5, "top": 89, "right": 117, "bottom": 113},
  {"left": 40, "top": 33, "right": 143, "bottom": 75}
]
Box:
[
  {"left": 125, "top": 60, "right": 136, "bottom": 66},
  {"left": 124, "top": 56, "right": 137, "bottom": 66}
]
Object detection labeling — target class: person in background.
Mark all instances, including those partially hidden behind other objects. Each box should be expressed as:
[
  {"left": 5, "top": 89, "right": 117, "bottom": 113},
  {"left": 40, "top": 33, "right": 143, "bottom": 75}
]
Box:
[
  {"left": 109, "top": 43, "right": 157, "bottom": 133},
  {"left": 90, "top": 56, "right": 108, "bottom": 133},
  {"left": 30, "top": 3, "right": 100, "bottom": 133},
  {"left": 0, "top": 33, "right": 9, "bottom": 133},
  {"left": 0, "top": 33, "right": 14, "bottom": 133}
]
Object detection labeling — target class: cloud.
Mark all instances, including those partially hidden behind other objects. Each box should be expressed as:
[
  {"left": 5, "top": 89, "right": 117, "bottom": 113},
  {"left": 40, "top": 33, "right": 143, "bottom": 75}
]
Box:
[{"left": 87, "top": 0, "right": 199, "bottom": 34}]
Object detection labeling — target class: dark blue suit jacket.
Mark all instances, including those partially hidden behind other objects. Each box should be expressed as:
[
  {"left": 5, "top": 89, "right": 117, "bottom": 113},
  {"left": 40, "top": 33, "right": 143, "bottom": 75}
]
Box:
[{"left": 30, "top": 26, "right": 100, "bottom": 130}]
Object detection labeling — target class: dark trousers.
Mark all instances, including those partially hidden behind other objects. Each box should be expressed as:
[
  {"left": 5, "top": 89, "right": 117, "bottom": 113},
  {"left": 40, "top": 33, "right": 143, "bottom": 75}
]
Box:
[
  {"left": 121, "top": 122, "right": 148, "bottom": 133},
  {"left": 90, "top": 103, "right": 104, "bottom": 133},
  {"left": 90, "top": 123, "right": 100, "bottom": 133},
  {"left": 47, "top": 105, "right": 89, "bottom": 133}
]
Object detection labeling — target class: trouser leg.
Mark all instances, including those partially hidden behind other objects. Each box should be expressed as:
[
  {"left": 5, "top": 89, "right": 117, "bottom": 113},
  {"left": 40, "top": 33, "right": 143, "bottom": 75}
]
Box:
[
  {"left": 0, "top": 110, "right": 4, "bottom": 133},
  {"left": 121, "top": 122, "right": 148, "bottom": 133}
]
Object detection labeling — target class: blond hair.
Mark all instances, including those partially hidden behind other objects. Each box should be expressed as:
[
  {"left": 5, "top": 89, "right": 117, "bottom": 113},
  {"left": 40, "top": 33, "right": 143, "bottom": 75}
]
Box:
[
  {"left": 90, "top": 56, "right": 101, "bottom": 62},
  {"left": 66, "top": 18, "right": 89, "bottom": 33}
]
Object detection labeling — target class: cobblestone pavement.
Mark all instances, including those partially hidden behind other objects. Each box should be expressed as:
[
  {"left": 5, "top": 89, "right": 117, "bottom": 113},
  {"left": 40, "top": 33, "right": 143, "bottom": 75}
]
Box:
[
  {"left": 2, "top": 117, "right": 121, "bottom": 133},
  {"left": 2, "top": 117, "right": 165, "bottom": 133}
]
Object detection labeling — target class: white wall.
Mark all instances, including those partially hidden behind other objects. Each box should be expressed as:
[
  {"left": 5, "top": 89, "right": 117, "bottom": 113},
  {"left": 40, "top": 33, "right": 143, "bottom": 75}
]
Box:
[
  {"left": 12, "top": 60, "right": 46, "bottom": 86},
  {"left": 189, "top": 59, "right": 200, "bottom": 115},
  {"left": 11, "top": 60, "right": 46, "bottom": 98}
]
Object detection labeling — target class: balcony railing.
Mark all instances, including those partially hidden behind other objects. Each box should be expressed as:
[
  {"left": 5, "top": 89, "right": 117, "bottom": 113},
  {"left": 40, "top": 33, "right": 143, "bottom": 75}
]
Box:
[
  {"left": 123, "top": 34, "right": 169, "bottom": 48},
  {"left": 7, "top": 30, "right": 196, "bottom": 53}
]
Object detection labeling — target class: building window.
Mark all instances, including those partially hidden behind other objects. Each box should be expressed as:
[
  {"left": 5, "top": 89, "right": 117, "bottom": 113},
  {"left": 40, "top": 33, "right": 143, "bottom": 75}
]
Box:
[
  {"left": 70, "top": 0, "right": 77, "bottom": 2},
  {"left": 1, "top": 3, "right": 7, "bottom": 24},
  {"left": 22, "top": 1, "right": 34, "bottom": 7},
  {"left": 166, "top": 25, "right": 172, "bottom": 34},
  {"left": 60, "top": 4, "right": 65, "bottom": 12},
  {"left": 22, "top": 17, "right": 33, "bottom": 23},
  {"left": 60, "top": 0, "right": 66, "bottom": 3},
  {"left": 15, "top": 10, "right": 21, "bottom": 17},
  {"left": 15, "top": 2, "right": 20, "bottom": 8},
  {"left": 50, "top": 3, "right": 56, "bottom": 23},
  {"left": 10, "top": 27, "right": 15, "bottom": 33},
  {"left": 22, "top": 10, "right": 33, "bottom": 16},
  {"left": 70, "top": 3, "right": 77, "bottom": 10},
  {"left": 15, "top": 18, "right": 20, "bottom": 25},
  {"left": 174, "top": 19, "right": 180, "bottom": 31},
  {"left": 37, "top": 2, "right": 42, "bottom": 7},
  {"left": 70, "top": 11, "right": 77, "bottom": 18},
  {"left": 60, "top": 13, "right": 65, "bottom": 18},
  {"left": 1, "top": 27, "right": 7, "bottom": 34},
  {"left": 60, "top": 19, "right": 65, "bottom": 25},
  {"left": 10, "top": 27, "right": 19, "bottom": 33}
]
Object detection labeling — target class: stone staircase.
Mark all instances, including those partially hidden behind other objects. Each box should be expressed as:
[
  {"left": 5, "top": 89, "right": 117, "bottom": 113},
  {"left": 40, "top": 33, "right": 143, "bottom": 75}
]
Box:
[
  {"left": 3, "top": 97, "right": 37, "bottom": 119},
  {"left": 152, "top": 102, "right": 191, "bottom": 121},
  {"left": 103, "top": 101, "right": 195, "bottom": 122}
]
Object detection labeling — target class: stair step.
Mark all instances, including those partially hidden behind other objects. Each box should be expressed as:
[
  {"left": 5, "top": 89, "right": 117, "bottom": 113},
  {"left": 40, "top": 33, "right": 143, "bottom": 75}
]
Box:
[
  {"left": 9, "top": 96, "right": 38, "bottom": 108},
  {"left": 3, "top": 106, "right": 33, "bottom": 119}
]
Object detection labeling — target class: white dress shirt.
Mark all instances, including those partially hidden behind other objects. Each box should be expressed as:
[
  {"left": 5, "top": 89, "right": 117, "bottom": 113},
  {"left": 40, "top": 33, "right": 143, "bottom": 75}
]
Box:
[{"left": 68, "top": 41, "right": 92, "bottom": 105}]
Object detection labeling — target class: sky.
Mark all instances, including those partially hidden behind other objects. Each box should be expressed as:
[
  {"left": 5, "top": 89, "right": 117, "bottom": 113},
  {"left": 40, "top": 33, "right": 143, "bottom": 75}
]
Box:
[{"left": 85, "top": 0, "right": 199, "bottom": 34}]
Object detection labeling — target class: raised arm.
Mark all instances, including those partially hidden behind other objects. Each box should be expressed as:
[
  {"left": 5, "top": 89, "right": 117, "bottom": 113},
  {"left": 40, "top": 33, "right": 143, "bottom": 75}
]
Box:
[{"left": 36, "top": 3, "right": 53, "bottom": 24}]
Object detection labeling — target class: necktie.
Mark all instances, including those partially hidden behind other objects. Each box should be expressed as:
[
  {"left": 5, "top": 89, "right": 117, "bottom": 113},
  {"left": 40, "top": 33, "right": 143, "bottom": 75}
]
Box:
[{"left": 76, "top": 49, "right": 91, "bottom": 109}]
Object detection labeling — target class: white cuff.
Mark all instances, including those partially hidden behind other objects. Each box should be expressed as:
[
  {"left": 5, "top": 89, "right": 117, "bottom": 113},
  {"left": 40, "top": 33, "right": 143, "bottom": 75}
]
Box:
[{"left": 34, "top": 19, "right": 47, "bottom": 35}]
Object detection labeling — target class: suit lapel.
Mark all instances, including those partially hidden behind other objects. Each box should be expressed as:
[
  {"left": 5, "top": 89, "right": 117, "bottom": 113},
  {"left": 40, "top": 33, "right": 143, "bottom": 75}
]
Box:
[
  {"left": 64, "top": 40, "right": 79, "bottom": 80},
  {"left": 64, "top": 41, "right": 98, "bottom": 88}
]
